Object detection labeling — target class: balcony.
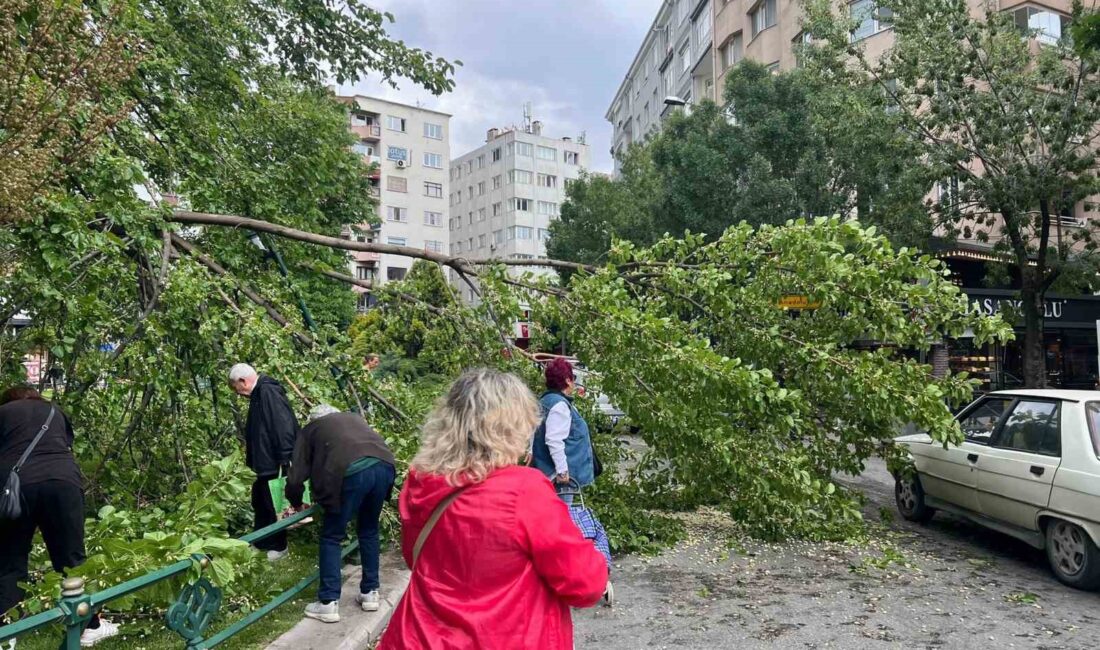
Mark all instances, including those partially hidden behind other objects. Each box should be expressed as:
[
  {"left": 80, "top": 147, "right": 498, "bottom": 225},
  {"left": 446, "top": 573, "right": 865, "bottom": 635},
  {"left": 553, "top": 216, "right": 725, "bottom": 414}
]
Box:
[
  {"left": 354, "top": 251, "right": 381, "bottom": 263},
  {"left": 368, "top": 186, "right": 380, "bottom": 199},
  {"left": 351, "top": 123, "right": 382, "bottom": 140}
]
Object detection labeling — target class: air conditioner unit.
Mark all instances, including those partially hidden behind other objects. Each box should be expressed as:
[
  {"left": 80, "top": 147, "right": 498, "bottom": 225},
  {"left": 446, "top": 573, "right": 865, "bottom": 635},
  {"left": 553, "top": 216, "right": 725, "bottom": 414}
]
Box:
[{"left": 396, "top": 159, "right": 407, "bottom": 169}]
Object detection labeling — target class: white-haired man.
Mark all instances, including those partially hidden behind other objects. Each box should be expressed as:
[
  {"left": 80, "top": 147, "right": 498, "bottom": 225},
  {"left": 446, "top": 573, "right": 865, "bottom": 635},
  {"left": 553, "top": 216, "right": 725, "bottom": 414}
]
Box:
[
  {"left": 286, "top": 404, "right": 395, "bottom": 623},
  {"left": 228, "top": 363, "right": 300, "bottom": 561}
]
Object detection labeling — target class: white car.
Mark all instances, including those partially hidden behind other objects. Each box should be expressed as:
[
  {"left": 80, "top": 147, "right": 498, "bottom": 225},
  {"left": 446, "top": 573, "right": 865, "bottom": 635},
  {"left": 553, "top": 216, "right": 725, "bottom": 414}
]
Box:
[{"left": 894, "top": 389, "right": 1100, "bottom": 590}]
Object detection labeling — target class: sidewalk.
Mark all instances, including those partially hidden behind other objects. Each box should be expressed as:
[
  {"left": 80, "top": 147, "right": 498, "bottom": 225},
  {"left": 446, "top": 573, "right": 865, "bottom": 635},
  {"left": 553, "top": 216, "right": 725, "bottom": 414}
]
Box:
[{"left": 266, "top": 552, "right": 408, "bottom": 650}]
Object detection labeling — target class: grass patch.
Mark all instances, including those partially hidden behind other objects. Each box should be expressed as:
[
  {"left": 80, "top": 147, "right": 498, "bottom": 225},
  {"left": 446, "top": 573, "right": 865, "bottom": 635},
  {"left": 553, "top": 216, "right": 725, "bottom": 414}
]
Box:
[{"left": 9, "top": 542, "right": 326, "bottom": 650}]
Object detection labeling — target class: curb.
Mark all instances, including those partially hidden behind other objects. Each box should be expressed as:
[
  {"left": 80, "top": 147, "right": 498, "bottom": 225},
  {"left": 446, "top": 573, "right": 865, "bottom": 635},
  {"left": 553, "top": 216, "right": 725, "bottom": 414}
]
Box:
[{"left": 266, "top": 552, "right": 409, "bottom": 650}]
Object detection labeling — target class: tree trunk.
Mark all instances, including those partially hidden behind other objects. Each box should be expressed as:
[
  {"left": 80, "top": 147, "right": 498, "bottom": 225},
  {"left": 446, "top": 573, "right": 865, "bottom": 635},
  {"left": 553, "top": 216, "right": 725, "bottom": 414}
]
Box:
[{"left": 1020, "top": 279, "right": 1046, "bottom": 388}]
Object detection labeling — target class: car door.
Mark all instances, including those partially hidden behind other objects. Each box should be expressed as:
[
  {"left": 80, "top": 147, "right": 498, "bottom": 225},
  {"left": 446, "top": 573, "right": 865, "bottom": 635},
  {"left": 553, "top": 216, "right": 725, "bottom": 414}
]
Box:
[
  {"left": 913, "top": 396, "right": 1011, "bottom": 513},
  {"left": 975, "top": 399, "right": 1062, "bottom": 532}
]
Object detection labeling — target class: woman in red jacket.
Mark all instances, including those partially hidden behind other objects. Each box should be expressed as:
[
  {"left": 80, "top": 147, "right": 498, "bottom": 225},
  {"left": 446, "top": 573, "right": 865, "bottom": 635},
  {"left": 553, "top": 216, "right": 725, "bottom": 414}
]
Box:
[{"left": 377, "top": 368, "right": 608, "bottom": 650}]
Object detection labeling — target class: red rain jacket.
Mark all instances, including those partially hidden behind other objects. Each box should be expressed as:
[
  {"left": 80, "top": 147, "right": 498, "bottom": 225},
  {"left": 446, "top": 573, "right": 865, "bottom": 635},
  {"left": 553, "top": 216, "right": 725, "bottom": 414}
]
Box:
[{"left": 377, "top": 465, "right": 608, "bottom": 649}]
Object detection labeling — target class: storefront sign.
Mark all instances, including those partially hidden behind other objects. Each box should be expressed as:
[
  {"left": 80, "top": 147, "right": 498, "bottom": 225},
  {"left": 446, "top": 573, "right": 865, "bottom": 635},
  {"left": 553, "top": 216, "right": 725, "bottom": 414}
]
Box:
[
  {"left": 964, "top": 289, "right": 1100, "bottom": 328},
  {"left": 386, "top": 146, "right": 408, "bottom": 162},
  {"left": 777, "top": 295, "right": 821, "bottom": 310},
  {"left": 971, "top": 296, "right": 1067, "bottom": 320}
]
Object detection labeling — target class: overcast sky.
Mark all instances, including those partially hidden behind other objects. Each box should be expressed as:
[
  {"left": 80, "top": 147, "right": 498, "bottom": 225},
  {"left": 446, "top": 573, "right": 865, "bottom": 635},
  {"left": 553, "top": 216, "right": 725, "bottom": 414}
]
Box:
[{"left": 337, "top": 0, "right": 662, "bottom": 172}]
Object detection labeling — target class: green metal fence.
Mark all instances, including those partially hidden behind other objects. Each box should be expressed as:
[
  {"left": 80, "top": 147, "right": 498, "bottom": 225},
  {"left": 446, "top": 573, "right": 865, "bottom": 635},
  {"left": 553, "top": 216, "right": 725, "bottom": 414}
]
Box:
[{"left": 0, "top": 506, "right": 349, "bottom": 649}]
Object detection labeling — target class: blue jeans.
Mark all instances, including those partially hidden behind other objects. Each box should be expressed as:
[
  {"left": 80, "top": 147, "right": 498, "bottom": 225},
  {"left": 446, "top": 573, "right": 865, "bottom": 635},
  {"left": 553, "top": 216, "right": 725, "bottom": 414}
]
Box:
[{"left": 318, "top": 461, "right": 395, "bottom": 602}]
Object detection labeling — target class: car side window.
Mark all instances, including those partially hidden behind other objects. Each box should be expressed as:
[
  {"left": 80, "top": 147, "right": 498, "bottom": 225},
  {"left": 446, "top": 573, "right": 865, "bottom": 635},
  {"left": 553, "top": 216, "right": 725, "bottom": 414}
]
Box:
[
  {"left": 957, "top": 397, "right": 1012, "bottom": 445},
  {"left": 994, "top": 400, "right": 1061, "bottom": 457},
  {"left": 1086, "top": 402, "right": 1100, "bottom": 458}
]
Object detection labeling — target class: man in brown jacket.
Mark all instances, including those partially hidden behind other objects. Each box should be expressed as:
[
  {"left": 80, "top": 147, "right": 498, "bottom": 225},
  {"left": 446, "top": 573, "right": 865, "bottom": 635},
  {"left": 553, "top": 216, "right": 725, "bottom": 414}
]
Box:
[{"left": 286, "top": 404, "right": 396, "bottom": 623}]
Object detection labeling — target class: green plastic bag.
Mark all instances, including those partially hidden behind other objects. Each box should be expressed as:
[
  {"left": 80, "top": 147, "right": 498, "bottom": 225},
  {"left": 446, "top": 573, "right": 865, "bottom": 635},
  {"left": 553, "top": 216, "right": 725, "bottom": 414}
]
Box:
[{"left": 268, "top": 471, "right": 311, "bottom": 516}]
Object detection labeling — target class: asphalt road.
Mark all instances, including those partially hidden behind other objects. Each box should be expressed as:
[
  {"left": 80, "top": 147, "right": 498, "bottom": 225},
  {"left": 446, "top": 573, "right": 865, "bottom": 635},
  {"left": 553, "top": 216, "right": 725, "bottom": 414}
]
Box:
[{"left": 573, "top": 458, "right": 1100, "bottom": 649}]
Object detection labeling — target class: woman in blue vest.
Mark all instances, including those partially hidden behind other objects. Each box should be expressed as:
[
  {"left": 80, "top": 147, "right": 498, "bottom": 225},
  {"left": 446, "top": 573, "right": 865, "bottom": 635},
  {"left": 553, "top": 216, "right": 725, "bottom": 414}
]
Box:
[{"left": 531, "top": 358, "right": 594, "bottom": 503}]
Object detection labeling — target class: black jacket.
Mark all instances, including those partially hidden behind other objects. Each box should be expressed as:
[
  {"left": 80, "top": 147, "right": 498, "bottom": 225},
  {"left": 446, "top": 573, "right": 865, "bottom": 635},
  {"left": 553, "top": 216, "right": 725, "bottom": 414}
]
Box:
[
  {"left": 244, "top": 375, "right": 299, "bottom": 476},
  {"left": 0, "top": 398, "right": 81, "bottom": 489},
  {"left": 286, "top": 412, "right": 395, "bottom": 511}
]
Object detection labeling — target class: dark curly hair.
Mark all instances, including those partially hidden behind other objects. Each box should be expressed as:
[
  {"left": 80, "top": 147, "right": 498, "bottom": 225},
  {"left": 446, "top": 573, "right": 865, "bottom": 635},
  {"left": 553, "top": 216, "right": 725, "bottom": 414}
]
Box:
[{"left": 0, "top": 386, "right": 44, "bottom": 405}]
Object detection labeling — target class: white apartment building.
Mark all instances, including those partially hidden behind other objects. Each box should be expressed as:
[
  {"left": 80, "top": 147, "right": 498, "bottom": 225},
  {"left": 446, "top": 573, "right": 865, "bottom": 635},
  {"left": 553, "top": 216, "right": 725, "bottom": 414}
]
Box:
[
  {"left": 336, "top": 95, "right": 451, "bottom": 310},
  {"left": 448, "top": 121, "right": 590, "bottom": 302}
]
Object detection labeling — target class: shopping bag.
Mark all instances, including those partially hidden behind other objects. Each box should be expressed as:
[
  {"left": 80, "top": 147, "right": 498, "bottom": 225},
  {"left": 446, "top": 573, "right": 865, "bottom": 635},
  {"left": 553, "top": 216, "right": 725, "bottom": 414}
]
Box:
[{"left": 268, "top": 472, "right": 312, "bottom": 522}]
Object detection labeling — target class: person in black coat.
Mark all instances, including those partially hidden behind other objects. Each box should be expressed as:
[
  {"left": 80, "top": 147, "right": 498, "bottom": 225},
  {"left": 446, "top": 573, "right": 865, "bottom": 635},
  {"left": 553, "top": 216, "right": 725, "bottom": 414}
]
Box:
[
  {"left": 228, "top": 364, "right": 300, "bottom": 560},
  {"left": 0, "top": 386, "right": 118, "bottom": 645}
]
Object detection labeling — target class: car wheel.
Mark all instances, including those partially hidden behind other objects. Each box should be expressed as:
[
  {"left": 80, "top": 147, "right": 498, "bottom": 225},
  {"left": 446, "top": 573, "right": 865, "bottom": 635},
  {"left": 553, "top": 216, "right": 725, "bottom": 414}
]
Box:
[
  {"left": 895, "top": 474, "right": 935, "bottom": 523},
  {"left": 1045, "top": 519, "right": 1100, "bottom": 590}
]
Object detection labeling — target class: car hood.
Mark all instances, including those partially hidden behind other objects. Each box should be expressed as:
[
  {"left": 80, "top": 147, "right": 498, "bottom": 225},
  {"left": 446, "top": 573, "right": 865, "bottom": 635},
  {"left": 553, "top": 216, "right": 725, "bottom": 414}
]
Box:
[{"left": 895, "top": 432, "right": 934, "bottom": 445}]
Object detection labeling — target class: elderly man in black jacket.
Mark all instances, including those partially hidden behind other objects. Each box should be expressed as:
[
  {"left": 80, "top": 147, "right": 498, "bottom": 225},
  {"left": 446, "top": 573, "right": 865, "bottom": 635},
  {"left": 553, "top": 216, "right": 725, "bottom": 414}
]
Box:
[{"left": 228, "top": 363, "right": 299, "bottom": 560}]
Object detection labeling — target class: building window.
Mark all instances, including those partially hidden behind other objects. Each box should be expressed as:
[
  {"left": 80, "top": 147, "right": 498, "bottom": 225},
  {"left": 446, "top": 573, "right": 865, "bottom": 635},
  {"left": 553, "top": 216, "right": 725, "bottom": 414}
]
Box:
[
  {"left": 478, "top": 208, "right": 486, "bottom": 221},
  {"left": 352, "top": 142, "right": 374, "bottom": 157},
  {"left": 536, "top": 145, "right": 557, "bottom": 161},
  {"left": 538, "top": 228, "right": 551, "bottom": 241},
  {"left": 478, "top": 181, "right": 486, "bottom": 196},
  {"left": 766, "top": 61, "right": 780, "bottom": 75},
  {"left": 424, "top": 240, "right": 444, "bottom": 253},
  {"left": 386, "top": 206, "right": 407, "bottom": 222},
  {"left": 424, "top": 182, "right": 443, "bottom": 198},
  {"left": 680, "top": 42, "right": 691, "bottom": 72},
  {"left": 515, "top": 142, "right": 534, "bottom": 157},
  {"left": 493, "top": 229, "right": 505, "bottom": 245},
  {"left": 423, "top": 152, "right": 443, "bottom": 168},
  {"left": 467, "top": 185, "right": 474, "bottom": 199},
  {"left": 492, "top": 174, "right": 503, "bottom": 189},
  {"left": 694, "top": 2, "right": 712, "bottom": 47},
  {"left": 492, "top": 147, "right": 502, "bottom": 162},
  {"left": 477, "top": 154, "right": 486, "bottom": 169},
  {"left": 424, "top": 122, "right": 443, "bottom": 139},
  {"left": 537, "top": 201, "right": 559, "bottom": 215},
  {"left": 564, "top": 151, "right": 579, "bottom": 165},
  {"left": 452, "top": 241, "right": 461, "bottom": 254},
  {"left": 678, "top": 0, "right": 690, "bottom": 23},
  {"left": 465, "top": 160, "right": 473, "bottom": 174},
  {"left": 386, "top": 116, "right": 406, "bottom": 132},
  {"left": 356, "top": 265, "right": 374, "bottom": 281},
  {"left": 386, "top": 236, "right": 407, "bottom": 246},
  {"left": 386, "top": 176, "right": 407, "bottom": 193},
  {"left": 386, "top": 146, "right": 408, "bottom": 162},
  {"left": 513, "top": 197, "right": 531, "bottom": 212},
  {"left": 492, "top": 202, "right": 502, "bottom": 216},
  {"left": 850, "top": 0, "right": 892, "bottom": 42},
  {"left": 478, "top": 234, "right": 487, "bottom": 248},
  {"left": 424, "top": 210, "right": 443, "bottom": 227},
  {"left": 537, "top": 174, "right": 558, "bottom": 188},
  {"left": 357, "top": 293, "right": 372, "bottom": 312},
  {"left": 1013, "top": 6, "right": 1070, "bottom": 46},
  {"left": 722, "top": 33, "right": 744, "bottom": 70},
  {"left": 451, "top": 166, "right": 461, "bottom": 180},
  {"left": 750, "top": 0, "right": 777, "bottom": 38},
  {"left": 510, "top": 169, "right": 533, "bottom": 184},
  {"left": 387, "top": 267, "right": 407, "bottom": 281},
  {"left": 516, "top": 226, "right": 533, "bottom": 240},
  {"left": 467, "top": 237, "right": 473, "bottom": 251}
]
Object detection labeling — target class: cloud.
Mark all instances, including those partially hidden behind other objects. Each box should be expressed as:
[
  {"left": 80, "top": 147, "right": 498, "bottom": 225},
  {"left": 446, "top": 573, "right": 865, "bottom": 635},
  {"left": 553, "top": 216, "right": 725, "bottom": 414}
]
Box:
[{"left": 341, "top": 0, "right": 663, "bottom": 171}]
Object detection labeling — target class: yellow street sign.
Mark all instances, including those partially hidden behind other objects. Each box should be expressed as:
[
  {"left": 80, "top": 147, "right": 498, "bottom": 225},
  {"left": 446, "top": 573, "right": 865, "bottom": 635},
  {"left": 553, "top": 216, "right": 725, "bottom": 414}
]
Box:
[{"left": 778, "top": 295, "right": 821, "bottom": 310}]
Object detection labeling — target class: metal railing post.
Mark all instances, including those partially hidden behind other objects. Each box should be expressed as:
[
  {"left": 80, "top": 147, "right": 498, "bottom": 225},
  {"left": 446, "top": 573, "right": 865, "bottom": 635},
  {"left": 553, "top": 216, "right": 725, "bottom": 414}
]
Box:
[{"left": 58, "top": 578, "right": 91, "bottom": 650}]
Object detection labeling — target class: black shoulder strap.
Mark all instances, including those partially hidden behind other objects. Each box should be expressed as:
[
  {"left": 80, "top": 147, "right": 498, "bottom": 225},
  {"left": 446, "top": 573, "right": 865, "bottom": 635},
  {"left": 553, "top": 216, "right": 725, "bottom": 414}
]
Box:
[{"left": 13, "top": 407, "right": 57, "bottom": 474}]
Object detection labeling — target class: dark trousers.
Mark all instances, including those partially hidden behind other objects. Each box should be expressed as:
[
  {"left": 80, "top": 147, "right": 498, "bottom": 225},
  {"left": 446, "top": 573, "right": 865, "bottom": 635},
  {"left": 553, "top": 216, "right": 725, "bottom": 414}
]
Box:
[
  {"left": 0, "top": 480, "right": 86, "bottom": 614},
  {"left": 318, "top": 462, "right": 395, "bottom": 602},
  {"left": 251, "top": 475, "right": 287, "bottom": 552}
]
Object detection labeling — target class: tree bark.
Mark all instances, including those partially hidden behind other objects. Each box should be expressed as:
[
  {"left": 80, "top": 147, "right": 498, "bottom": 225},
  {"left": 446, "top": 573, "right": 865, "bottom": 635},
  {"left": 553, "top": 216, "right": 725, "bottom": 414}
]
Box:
[{"left": 1020, "top": 276, "right": 1046, "bottom": 388}]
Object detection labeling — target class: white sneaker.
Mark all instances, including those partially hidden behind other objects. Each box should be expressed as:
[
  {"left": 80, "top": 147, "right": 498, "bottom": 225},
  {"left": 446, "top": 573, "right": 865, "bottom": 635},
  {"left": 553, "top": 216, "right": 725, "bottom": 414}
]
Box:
[
  {"left": 357, "top": 590, "right": 381, "bottom": 612},
  {"left": 80, "top": 620, "right": 119, "bottom": 647},
  {"left": 602, "top": 581, "right": 615, "bottom": 608},
  {"left": 304, "top": 601, "right": 340, "bottom": 623},
  {"left": 267, "top": 548, "right": 289, "bottom": 562},
  {"left": 4, "top": 638, "right": 16, "bottom": 650}
]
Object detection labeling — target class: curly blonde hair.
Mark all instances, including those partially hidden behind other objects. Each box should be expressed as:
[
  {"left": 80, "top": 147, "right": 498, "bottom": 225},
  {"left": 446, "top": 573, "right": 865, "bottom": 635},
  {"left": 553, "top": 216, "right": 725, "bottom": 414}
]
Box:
[{"left": 411, "top": 368, "right": 539, "bottom": 485}]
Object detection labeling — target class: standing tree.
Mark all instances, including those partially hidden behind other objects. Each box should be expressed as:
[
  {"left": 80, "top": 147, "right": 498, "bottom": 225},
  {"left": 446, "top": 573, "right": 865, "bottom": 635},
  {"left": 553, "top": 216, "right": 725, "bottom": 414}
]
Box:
[{"left": 804, "top": 0, "right": 1100, "bottom": 387}]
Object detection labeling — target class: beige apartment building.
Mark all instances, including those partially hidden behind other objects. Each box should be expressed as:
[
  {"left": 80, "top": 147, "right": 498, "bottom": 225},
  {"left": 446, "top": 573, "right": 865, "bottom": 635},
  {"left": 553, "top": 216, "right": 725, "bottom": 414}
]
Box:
[
  {"left": 335, "top": 95, "right": 452, "bottom": 310},
  {"left": 713, "top": 0, "right": 1082, "bottom": 92}
]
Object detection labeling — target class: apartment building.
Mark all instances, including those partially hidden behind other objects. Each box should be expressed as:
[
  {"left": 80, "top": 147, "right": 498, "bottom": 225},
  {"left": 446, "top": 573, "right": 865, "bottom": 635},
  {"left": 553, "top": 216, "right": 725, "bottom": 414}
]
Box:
[
  {"left": 713, "top": 1, "right": 1080, "bottom": 92},
  {"left": 605, "top": 0, "right": 717, "bottom": 174},
  {"left": 448, "top": 121, "right": 590, "bottom": 302},
  {"left": 336, "top": 95, "right": 451, "bottom": 310}
]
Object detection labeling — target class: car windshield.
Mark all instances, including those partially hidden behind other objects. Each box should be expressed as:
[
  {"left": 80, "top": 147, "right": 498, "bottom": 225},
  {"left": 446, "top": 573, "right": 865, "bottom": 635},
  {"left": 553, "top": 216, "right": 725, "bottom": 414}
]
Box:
[{"left": 1085, "top": 402, "right": 1100, "bottom": 458}]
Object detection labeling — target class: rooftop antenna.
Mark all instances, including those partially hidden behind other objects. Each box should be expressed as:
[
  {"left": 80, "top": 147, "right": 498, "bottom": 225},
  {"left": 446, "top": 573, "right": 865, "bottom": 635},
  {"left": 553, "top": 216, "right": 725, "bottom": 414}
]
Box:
[
  {"left": 522, "top": 102, "right": 533, "bottom": 133},
  {"left": 578, "top": 130, "right": 587, "bottom": 145}
]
